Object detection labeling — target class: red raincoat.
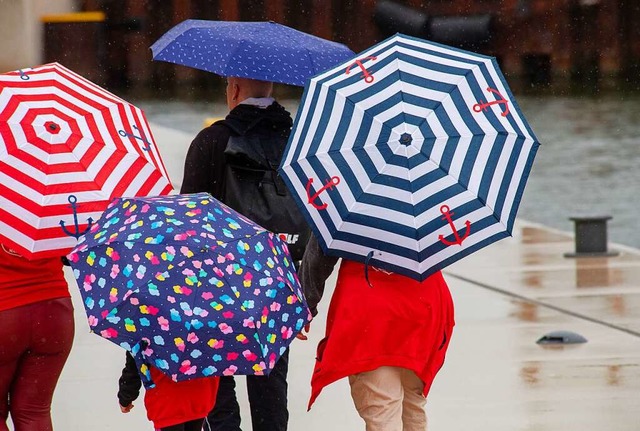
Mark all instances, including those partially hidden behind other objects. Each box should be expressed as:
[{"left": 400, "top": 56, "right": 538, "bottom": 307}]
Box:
[
  {"left": 145, "top": 367, "right": 219, "bottom": 429},
  {"left": 309, "top": 260, "right": 455, "bottom": 409}
]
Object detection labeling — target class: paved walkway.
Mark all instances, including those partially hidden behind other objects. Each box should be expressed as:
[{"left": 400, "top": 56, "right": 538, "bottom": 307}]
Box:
[{"left": 45, "top": 124, "right": 640, "bottom": 431}]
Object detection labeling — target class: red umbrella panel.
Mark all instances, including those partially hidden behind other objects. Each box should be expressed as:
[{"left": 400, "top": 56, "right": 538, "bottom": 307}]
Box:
[{"left": 0, "top": 63, "right": 173, "bottom": 259}]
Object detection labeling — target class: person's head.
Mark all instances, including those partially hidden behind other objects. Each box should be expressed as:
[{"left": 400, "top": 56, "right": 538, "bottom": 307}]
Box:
[{"left": 226, "top": 76, "right": 274, "bottom": 110}]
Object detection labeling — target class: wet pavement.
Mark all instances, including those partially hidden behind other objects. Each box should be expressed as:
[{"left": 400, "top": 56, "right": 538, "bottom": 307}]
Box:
[
  {"left": 45, "top": 124, "right": 639, "bottom": 431},
  {"left": 431, "top": 222, "right": 640, "bottom": 431}
]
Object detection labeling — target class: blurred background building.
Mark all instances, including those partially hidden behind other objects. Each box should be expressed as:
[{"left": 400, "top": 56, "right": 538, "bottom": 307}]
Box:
[
  {"left": 1, "top": 0, "right": 639, "bottom": 93},
  {"left": 0, "top": 0, "right": 79, "bottom": 73}
]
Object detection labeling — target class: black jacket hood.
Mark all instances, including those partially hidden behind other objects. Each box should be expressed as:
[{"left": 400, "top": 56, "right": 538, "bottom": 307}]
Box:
[{"left": 224, "top": 101, "right": 293, "bottom": 136}]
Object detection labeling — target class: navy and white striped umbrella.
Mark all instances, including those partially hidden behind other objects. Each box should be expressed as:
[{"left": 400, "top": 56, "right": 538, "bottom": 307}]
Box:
[{"left": 280, "top": 34, "right": 540, "bottom": 281}]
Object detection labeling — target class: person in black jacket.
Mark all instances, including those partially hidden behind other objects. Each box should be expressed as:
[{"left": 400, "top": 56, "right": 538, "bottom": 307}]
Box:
[{"left": 180, "top": 76, "right": 294, "bottom": 431}]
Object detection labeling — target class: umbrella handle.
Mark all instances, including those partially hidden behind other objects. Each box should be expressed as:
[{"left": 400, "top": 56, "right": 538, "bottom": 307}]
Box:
[{"left": 364, "top": 251, "right": 375, "bottom": 288}]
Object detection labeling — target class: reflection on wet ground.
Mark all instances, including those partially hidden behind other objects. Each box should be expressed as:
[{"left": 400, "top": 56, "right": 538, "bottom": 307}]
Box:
[
  {"left": 512, "top": 301, "right": 540, "bottom": 322},
  {"left": 447, "top": 221, "right": 640, "bottom": 332},
  {"left": 520, "top": 226, "right": 569, "bottom": 245},
  {"left": 432, "top": 219, "right": 640, "bottom": 430}
]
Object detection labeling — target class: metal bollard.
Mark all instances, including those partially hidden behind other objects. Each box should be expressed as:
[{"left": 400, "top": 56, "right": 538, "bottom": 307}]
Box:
[{"left": 564, "top": 216, "right": 619, "bottom": 257}]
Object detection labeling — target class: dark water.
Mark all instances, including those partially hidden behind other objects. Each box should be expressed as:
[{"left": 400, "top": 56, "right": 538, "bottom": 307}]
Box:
[
  {"left": 515, "top": 94, "right": 640, "bottom": 249},
  {"left": 136, "top": 94, "right": 640, "bottom": 249}
]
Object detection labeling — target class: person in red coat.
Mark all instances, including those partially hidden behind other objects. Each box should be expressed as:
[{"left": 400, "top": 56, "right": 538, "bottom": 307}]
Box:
[
  {"left": 298, "top": 235, "right": 455, "bottom": 431},
  {"left": 0, "top": 243, "right": 74, "bottom": 431},
  {"left": 117, "top": 352, "right": 220, "bottom": 431}
]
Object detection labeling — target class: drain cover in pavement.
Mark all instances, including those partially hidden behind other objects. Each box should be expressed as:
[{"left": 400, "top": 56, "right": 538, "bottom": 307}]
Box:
[{"left": 536, "top": 330, "right": 588, "bottom": 345}]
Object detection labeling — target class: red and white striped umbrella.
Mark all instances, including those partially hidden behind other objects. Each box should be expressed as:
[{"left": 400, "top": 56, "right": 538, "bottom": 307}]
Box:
[{"left": 0, "top": 63, "right": 173, "bottom": 259}]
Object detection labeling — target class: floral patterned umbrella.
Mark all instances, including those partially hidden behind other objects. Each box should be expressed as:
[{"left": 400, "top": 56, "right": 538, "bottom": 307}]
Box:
[{"left": 67, "top": 192, "right": 310, "bottom": 385}]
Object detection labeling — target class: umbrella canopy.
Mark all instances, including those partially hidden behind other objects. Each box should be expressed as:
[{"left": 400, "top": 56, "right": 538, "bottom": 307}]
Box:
[
  {"left": 280, "top": 34, "right": 540, "bottom": 281},
  {"left": 0, "top": 63, "right": 172, "bottom": 260},
  {"left": 67, "top": 192, "right": 310, "bottom": 384},
  {"left": 150, "top": 19, "right": 355, "bottom": 86}
]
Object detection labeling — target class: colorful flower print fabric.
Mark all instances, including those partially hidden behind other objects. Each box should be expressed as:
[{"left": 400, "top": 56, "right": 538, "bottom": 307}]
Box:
[{"left": 67, "top": 193, "right": 311, "bottom": 386}]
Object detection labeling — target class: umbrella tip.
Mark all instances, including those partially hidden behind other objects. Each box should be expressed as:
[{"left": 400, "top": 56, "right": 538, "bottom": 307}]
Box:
[{"left": 400, "top": 132, "right": 412, "bottom": 146}]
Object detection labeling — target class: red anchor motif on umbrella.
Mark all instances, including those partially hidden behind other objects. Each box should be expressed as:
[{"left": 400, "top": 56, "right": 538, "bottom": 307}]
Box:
[
  {"left": 306, "top": 176, "right": 340, "bottom": 210},
  {"left": 346, "top": 56, "right": 377, "bottom": 83},
  {"left": 438, "top": 205, "right": 471, "bottom": 246},
  {"left": 473, "top": 87, "right": 510, "bottom": 117}
]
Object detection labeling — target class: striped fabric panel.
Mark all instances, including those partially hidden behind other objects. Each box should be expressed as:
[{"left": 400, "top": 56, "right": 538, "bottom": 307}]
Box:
[
  {"left": 281, "top": 34, "right": 539, "bottom": 280},
  {"left": 0, "top": 63, "right": 173, "bottom": 259}
]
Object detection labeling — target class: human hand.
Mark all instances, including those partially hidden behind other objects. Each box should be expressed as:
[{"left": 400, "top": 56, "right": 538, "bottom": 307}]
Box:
[
  {"left": 296, "top": 323, "right": 311, "bottom": 340},
  {"left": 120, "top": 403, "right": 134, "bottom": 413}
]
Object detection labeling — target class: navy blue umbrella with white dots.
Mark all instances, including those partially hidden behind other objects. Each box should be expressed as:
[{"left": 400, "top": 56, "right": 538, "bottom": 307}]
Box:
[
  {"left": 150, "top": 20, "right": 355, "bottom": 87},
  {"left": 280, "top": 34, "right": 540, "bottom": 281}
]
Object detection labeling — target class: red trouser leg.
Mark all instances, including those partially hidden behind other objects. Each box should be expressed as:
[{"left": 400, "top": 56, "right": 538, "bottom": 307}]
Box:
[{"left": 0, "top": 298, "right": 74, "bottom": 431}]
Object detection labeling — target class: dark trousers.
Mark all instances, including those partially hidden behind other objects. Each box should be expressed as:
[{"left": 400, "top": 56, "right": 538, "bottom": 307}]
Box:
[
  {"left": 0, "top": 298, "right": 74, "bottom": 431},
  {"left": 160, "top": 418, "right": 204, "bottom": 431},
  {"left": 203, "top": 349, "right": 289, "bottom": 431}
]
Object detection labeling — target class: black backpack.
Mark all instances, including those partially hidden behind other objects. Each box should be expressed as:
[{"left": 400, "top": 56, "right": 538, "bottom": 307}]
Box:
[{"left": 221, "top": 130, "right": 310, "bottom": 263}]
